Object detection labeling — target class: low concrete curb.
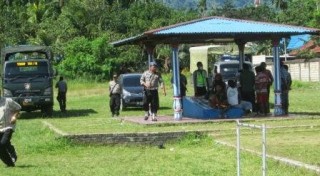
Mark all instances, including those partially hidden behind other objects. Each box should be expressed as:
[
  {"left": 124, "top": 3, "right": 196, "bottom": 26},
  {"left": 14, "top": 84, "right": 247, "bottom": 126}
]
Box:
[{"left": 42, "top": 121, "right": 209, "bottom": 146}]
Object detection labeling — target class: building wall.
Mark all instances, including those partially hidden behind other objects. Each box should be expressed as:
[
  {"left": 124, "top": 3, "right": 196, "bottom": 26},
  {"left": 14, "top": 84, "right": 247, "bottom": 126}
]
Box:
[{"left": 266, "top": 60, "right": 320, "bottom": 82}]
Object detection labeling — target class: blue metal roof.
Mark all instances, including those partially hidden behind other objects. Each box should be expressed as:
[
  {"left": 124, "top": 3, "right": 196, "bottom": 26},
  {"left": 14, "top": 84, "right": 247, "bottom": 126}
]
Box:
[
  {"left": 152, "top": 17, "right": 316, "bottom": 34},
  {"left": 287, "top": 34, "right": 311, "bottom": 50},
  {"left": 111, "top": 16, "right": 320, "bottom": 47}
]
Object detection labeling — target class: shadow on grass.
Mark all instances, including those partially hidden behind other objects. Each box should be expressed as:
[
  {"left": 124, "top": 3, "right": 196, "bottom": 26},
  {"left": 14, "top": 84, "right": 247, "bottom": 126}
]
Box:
[
  {"left": 15, "top": 164, "right": 36, "bottom": 168},
  {"left": 290, "top": 111, "right": 320, "bottom": 116},
  {"left": 121, "top": 106, "right": 171, "bottom": 112},
  {"left": 20, "top": 109, "right": 97, "bottom": 119}
]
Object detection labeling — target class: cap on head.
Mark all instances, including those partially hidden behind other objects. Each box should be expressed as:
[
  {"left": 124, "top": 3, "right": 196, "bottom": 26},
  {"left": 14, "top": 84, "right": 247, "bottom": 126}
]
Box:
[
  {"left": 113, "top": 74, "right": 117, "bottom": 78},
  {"left": 150, "top": 62, "right": 157, "bottom": 67}
]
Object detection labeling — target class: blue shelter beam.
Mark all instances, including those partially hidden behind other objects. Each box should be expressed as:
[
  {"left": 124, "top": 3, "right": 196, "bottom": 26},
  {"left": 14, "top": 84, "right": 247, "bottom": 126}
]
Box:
[{"left": 272, "top": 39, "right": 284, "bottom": 116}]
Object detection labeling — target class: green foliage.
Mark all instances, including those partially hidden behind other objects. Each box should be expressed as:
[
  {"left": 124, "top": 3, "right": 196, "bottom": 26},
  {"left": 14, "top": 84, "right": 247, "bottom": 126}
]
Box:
[
  {"left": 57, "top": 36, "right": 117, "bottom": 81},
  {"left": 0, "top": 0, "right": 319, "bottom": 81},
  {"left": 295, "top": 49, "right": 317, "bottom": 61}
]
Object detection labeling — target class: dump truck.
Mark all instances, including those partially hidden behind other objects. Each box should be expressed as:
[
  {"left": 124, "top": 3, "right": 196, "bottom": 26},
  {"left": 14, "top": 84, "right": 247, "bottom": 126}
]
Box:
[{"left": 1, "top": 45, "right": 55, "bottom": 116}]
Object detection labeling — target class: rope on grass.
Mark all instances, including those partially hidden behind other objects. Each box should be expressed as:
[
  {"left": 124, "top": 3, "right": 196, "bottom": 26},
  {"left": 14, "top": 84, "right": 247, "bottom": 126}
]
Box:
[
  {"left": 215, "top": 140, "right": 320, "bottom": 174},
  {"left": 42, "top": 121, "right": 69, "bottom": 136}
]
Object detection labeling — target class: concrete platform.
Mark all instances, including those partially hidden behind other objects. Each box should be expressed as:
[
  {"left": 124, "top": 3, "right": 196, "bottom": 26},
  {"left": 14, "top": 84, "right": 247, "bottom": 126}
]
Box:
[{"left": 121, "top": 113, "right": 294, "bottom": 125}]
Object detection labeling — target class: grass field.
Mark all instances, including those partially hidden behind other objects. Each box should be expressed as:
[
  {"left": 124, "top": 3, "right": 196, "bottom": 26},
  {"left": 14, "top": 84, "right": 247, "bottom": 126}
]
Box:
[{"left": 1, "top": 76, "right": 319, "bottom": 176}]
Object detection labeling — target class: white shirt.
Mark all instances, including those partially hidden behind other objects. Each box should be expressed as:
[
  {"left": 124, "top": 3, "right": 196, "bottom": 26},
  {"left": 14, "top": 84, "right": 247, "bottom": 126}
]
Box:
[
  {"left": 227, "top": 87, "right": 239, "bottom": 106},
  {"left": 0, "top": 97, "right": 21, "bottom": 132}
]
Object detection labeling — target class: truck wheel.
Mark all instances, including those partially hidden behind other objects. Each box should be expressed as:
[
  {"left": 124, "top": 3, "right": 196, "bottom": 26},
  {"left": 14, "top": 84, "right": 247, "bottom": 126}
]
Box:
[{"left": 42, "top": 106, "right": 53, "bottom": 117}]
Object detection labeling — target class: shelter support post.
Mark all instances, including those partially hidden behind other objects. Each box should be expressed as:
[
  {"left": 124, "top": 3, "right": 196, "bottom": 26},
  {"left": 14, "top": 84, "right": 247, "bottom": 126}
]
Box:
[
  {"left": 146, "top": 44, "right": 155, "bottom": 66},
  {"left": 171, "top": 44, "right": 182, "bottom": 120},
  {"left": 272, "top": 39, "right": 284, "bottom": 116},
  {"left": 236, "top": 40, "right": 246, "bottom": 70}
]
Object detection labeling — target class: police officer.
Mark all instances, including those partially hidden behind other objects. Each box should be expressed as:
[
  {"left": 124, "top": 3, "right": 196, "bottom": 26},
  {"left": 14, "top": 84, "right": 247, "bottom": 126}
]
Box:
[
  {"left": 55, "top": 76, "right": 68, "bottom": 112},
  {"left": 140, "top": 62, "right": 166, "bottom": 121},
  {"left": 109, "top": 74, "right": 121, "bottom": 117},
  {"left": 193, "top": 61, "right": 208, "bottom": 97}
]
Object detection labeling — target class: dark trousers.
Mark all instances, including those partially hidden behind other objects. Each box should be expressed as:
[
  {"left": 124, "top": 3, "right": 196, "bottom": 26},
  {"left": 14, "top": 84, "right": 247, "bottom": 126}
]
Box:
[
  {"left": 195, "top": 87, "right": 207, "bottom": 97},
  {"left": 110, "top": 94, "right": 120, "bottom": 115},
  {"left": 143, "top": 90, "right": 159, "bottom": 114},
  {"left": 57, "top": 92, "right": 66, "bottom": 112},
  {"left": 266, "top": 86, "right": 271, "bottom": 113},
  {"left": 241, "top": 90, "right": 256, "bottom": 112},
  {"left": 281, "top": 91, "right": 289, "bottom": 114},
  {"left": 0, "top": 129, "right": 16, "bottom": 167}
]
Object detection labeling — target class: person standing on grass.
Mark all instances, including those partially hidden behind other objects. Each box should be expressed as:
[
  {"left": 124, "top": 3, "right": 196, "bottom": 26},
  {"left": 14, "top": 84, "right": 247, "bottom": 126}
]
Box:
[
  {"left": 260, "top": 62, "right": 273, "bottom": 113},
  {"left": 109, "top": 74, "right": 121, "bottom": 117},
  {"left": 0, "top": 97, "right": 21, "bottom": 167},
  {"left": 55, "top": 76, "right": 68, "bottom": 112},
  {"left": 255, "top": 66, "right": 270, "bottom": 116},
  {"left": 193, "top": 61, "right": 208, "bottom": 97},
  {"left": 171, "top": 66, "right": 187, "bottom": 98},
  {"left": 140, "top": 62, "right": 166, "bottom": 121},
  {"left": 282, "top": 64, "right": 292, "bottom": 115},
  {"left": 239, "top": 63, "right": 256, "bottom": 112}
]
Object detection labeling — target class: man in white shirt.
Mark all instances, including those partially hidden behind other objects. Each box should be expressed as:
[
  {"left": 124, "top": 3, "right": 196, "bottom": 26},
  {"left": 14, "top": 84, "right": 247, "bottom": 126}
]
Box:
[
  {"left": 0, "top": 97, "right": 21, "bottom": 167},
  {"left": 227, "top": 80, "right": 252, "bottom": 113}
]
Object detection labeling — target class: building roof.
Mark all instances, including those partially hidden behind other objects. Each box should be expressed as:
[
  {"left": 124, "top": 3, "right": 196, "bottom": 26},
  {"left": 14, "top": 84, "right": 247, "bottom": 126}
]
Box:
[
  {"left": 111, "top": 16, "right": 320, "bottom": 47},
  {"left": 287, "top": 34, "right": 311, "bottom": 51}
]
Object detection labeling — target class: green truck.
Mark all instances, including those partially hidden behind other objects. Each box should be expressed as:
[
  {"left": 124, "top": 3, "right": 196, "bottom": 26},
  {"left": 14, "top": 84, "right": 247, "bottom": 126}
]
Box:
[{"left": 1, "top": 45, "right": 55, "bottom": 116}]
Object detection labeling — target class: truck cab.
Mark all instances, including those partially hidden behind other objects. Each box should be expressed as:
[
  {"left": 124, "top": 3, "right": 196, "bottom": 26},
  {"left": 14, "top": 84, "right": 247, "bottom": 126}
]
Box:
[{"left": 1, "top": 46, "right": 54, "bottom": 116}]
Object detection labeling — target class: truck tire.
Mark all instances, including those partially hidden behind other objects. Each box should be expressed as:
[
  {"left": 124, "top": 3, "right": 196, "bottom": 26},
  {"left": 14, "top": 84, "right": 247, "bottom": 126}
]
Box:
[{"left": 41, "top": 106, "right": 53, "bottom": 117}]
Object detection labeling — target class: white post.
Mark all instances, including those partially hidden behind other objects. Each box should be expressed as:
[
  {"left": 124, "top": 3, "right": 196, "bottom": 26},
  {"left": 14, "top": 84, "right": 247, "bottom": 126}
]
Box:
[
  {"left": 236, "top": 121, "right": 267, "bottom": 176},
  {"left": 262, "top": 124, "right": 267, "bottom": 176},
  {"left": 237, "top": 120, "right": 241, "bottom": 176}
]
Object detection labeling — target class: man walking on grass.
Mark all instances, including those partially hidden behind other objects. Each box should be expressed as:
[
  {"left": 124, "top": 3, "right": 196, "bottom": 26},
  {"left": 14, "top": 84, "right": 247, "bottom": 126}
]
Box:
[
  {"left": 140, "top": 62, "right": 166, "bottom": 121},
  {"left": 0, "top": 97, "right": 21, "bottom": 167}
]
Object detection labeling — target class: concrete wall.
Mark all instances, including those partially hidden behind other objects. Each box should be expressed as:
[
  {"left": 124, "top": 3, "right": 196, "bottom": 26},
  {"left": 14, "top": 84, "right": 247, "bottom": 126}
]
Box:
[{"left": 266, "top": 60, "right": 320, "bottom": 82}]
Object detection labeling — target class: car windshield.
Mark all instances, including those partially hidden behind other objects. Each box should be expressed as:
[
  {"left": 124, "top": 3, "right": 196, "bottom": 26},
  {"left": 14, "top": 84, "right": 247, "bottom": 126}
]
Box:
[
  {"left": 123, "top": 75, "right": 141, "bottom": 87},
  {"left": 220, "top": 64, "right": 239, "bottom": 75},
  {"left": 220, "top": 63, "right": 252, "bottom": 76}
]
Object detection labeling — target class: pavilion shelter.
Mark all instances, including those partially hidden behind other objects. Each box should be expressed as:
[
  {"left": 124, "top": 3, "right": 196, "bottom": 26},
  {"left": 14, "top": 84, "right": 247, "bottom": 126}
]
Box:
[{"left": 111, "top": 16, "right": 320, "bottom": 120}]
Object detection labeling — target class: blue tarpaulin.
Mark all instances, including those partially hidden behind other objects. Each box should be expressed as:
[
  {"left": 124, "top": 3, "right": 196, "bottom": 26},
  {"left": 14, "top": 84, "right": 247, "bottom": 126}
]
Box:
[{"left": 287, "top": 34, "right": 311, "bottom": 51}]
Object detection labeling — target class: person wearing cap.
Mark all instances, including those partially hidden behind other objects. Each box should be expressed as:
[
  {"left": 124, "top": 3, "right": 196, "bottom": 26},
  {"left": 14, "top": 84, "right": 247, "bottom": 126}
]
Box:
[
  {"left": 55, "top": 76, "right": 68, "bottom": 112},
  {"left": 193, "top": 61, "right": 208, "bottom": 97},
  {"left": 140, "top": 62, "right": 166, "bottom": 121},
  {"left": 109, "top": 74, "right": 121, "bottom": 117},
  {"left": 0, "top": 97, "right": 21, "bottom": 167}
]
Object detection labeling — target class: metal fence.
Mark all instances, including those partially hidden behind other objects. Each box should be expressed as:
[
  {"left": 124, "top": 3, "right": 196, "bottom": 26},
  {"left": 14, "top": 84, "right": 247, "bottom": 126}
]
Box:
[{"left": 236, "top": 120, "right": 267, "bottom": 176}]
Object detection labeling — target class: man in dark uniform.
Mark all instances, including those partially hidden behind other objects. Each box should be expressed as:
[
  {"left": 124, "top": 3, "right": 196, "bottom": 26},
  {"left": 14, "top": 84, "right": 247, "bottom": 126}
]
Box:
[
  {"left": 109, "top": 74, "right": 121, "bottom": 117},
  {"left": 140, "top": 62, "right": 166, "bottom": 121},
  {"left": 55, "top": 76, "right": 68, "bottom": 112}
]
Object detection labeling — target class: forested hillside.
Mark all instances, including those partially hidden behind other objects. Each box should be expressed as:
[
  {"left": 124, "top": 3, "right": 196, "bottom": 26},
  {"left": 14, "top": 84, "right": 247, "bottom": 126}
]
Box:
[
  {"left": 158, "top": 0, "right": 273, "bottom": 9},
  {"left": 0, "top": 0, "right": 319, "bottom": 81}
]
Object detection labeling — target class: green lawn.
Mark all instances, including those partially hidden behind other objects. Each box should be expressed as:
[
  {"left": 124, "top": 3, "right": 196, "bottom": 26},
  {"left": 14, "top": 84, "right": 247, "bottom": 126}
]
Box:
[{"left": 1, "top": 78, "right": 319, "bottom": 176}]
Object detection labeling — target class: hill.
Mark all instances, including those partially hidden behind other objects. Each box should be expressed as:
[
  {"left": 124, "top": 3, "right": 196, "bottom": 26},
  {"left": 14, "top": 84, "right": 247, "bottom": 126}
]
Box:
[{"left": 157, "top": 0, "right": 273, "bottom": 9}]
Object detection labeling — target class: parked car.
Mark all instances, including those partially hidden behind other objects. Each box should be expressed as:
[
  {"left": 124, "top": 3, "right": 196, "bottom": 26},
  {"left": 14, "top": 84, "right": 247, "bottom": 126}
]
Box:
[
  {"left": 211, "top": 60, "right": 253, "bottom": 85},
  {"left": 118, "top": 73, "right": 144, "bottom": 110}
]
